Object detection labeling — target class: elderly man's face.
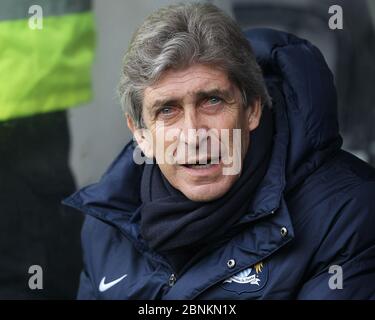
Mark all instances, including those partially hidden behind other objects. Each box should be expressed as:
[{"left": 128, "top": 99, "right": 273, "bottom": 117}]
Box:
[{"left": 128, "top": 64, "right": 261, "bottom": 201}]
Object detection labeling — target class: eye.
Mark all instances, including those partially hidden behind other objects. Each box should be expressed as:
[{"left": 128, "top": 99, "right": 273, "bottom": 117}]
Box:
[
  {"left": 201, "top": 96, "right": 223, "bottom": 111},
  {"left": 206, "top": 96, "right": 222, "bottom": 105},
  {"left": 156, "top": 106, "right": 178, "bottom": 119},
  {"left": 160, "top": 107, "right": 173, "bottom": 114}
]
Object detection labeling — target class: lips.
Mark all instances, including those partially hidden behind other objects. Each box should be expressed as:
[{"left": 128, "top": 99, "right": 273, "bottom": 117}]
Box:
[
  {"left": 180, "top": 156, "right": 221, "bottom": 168},
  {"left": 178, "top": 156, "right": 222, "bottom": 177},
  {"left": 183, "top": 163, "right": 216, "bottom": 169}
]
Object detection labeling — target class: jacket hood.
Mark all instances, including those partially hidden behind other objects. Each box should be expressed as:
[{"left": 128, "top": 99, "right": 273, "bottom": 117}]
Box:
[
  {"left": 246, "top": 28, "right": 342, "bottom": 189},
  {"left": 63, "top": 28, "right": 343, "bottom": 240}
]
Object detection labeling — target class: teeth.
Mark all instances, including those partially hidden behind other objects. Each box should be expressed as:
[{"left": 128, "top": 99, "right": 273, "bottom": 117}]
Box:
[{"left": 186, "top": 164, "right": 213, "bottom": 169}]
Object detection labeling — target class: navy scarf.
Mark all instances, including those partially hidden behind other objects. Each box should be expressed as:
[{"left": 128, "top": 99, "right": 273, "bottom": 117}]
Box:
[{"left": 140, "top": 107, "right": 274, "bottom": 271}]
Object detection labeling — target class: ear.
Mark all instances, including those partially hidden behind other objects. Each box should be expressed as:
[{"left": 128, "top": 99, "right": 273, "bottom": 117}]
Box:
[
  {"left": 126, "top": 114, "right": 137, "bottom": 134},
  {"left": 126, "top": 114, "right": 154, "bottom": 158},
  {"left": 247, "top": 97, "right": 262, "bottom": 132}
]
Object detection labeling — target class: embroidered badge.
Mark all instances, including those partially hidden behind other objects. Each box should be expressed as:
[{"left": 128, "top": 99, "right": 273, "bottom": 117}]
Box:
[{"left": 221, "top": 262, "right": 268, "bottom": 294}]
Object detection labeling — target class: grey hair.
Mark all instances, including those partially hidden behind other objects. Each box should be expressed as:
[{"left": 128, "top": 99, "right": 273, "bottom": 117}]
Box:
[{"left": 118, "top": 2, "right": 271, "bottom": 128}]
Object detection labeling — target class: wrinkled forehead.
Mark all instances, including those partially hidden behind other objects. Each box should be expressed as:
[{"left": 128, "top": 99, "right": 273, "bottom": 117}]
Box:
[{"left": 143, "top": 65, "right": 237, "bottom": 108}]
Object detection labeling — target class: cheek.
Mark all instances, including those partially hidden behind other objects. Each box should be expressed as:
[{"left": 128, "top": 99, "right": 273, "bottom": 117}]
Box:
[
  {"left": 211, "top": 106, "right": 245, "bottom": 130},
  {"left": 158, "top": 162, "right": 176, "bottom": 177},
  {"left": 212, "top": 114, "right": 237, "bottom": 129},
  {"left": 152, "top": 126, "right": 181, "bottom": 165}
]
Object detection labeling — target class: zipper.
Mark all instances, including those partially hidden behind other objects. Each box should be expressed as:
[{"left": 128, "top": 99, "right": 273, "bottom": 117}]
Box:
[{"left": 168, "top": 273, "right": 177, "bottom": 287}]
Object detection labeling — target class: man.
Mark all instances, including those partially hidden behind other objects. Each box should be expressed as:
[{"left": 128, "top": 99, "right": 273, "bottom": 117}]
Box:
[{"left": 64, "top": 3, "right": 375, "bottom": 299}]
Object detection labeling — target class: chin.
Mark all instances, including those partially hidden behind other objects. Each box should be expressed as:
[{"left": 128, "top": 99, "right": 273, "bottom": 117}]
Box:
[
  {"left": 159, "top": 162, "right": 241, "bottom": 202},
  {"left": 178, "top": 179, "right": 235, "bottom": 202}
]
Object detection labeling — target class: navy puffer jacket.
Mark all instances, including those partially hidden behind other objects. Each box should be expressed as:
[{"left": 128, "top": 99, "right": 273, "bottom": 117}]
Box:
[{"left": 64, "top": 29, "right": 375, "bottom": 299}]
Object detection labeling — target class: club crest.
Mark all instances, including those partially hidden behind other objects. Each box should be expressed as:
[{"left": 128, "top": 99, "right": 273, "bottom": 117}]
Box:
[{"left": 221, "top": 262, "right": 268, "bottom": 294}]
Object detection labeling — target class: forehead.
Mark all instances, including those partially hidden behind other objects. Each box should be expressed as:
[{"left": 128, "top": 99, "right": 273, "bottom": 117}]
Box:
[{"left": 143, "top": 64, "right": 233, "bottom": 104}]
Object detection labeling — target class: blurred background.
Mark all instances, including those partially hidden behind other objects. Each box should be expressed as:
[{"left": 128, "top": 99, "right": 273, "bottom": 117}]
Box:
[
  {"left": 1, "top": 0, "right": 374, "bottom": 299},
  {"left": 70, "top": 0, "right": 375, "bottom": 188}
]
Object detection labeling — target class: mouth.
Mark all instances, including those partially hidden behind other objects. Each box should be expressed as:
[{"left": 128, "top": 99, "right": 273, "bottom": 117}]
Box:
[
  {"left": 179, "top": 157, "right": 222, "bottom": 175},
  {"left": 180, "top": 156, "right": 220, "bottom": 168},
  {"left": 181, "top": 163, "right": 217, "bottom": 169}
]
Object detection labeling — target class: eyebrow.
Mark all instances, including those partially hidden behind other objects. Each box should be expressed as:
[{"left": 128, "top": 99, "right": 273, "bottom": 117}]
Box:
[{"left": 148, "top": 88, "right": 234, "bottom": 113}]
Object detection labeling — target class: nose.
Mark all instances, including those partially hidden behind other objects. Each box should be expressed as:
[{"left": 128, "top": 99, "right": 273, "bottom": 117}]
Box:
[
  {"left": 179, "top": 108, "right": 208, "bottom": 145},
  {"left": 175, "top": 108, "right": 212, "bottom": 163}
]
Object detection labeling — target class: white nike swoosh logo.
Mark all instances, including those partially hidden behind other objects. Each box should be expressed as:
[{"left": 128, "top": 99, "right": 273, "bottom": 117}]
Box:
[{"left": 99, "top": 274, "right": 127, "bottom": 292}]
